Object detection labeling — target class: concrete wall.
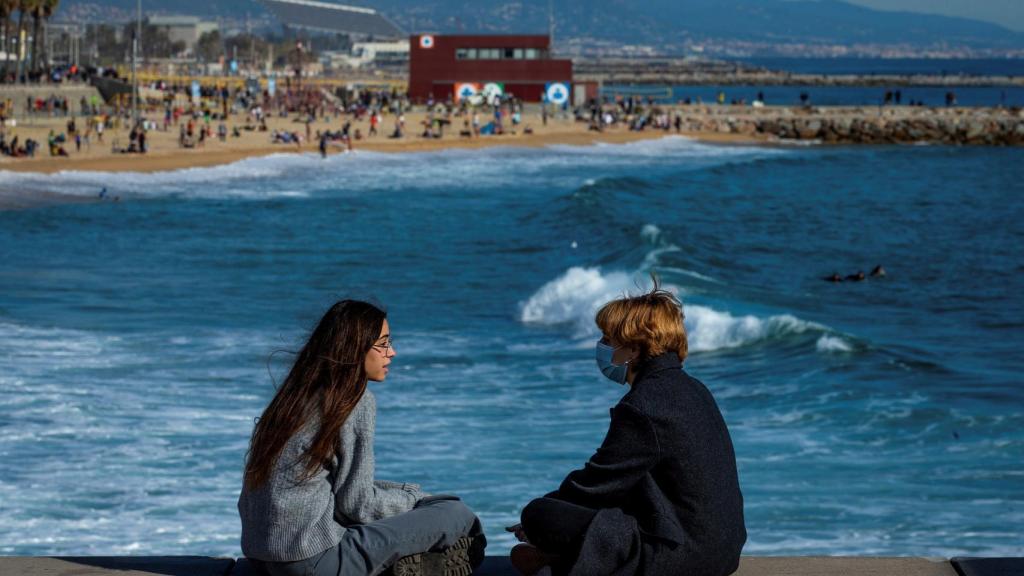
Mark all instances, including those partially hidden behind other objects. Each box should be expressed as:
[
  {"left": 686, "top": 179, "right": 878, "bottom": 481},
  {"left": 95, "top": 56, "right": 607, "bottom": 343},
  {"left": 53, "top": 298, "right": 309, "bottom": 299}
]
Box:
[
  {"left": 0, "top": 84, "right": 104, "bottom": 116},
  {"left": 1, "top": 555, "right": 1017, "bottom": 576}
]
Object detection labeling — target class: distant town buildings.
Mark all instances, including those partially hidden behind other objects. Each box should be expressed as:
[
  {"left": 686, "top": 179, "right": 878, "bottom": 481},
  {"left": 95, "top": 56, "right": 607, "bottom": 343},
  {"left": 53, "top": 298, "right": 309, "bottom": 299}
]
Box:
[{"left": 146, "top": 15, "right": 219, "bottom": 56}]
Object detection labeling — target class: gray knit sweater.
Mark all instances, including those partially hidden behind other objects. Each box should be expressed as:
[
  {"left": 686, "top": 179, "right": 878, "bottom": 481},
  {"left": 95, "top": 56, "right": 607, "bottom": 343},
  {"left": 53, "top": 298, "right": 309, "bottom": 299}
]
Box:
[{"left": 238, "top": 390, "right": 426, "bottom": 562}]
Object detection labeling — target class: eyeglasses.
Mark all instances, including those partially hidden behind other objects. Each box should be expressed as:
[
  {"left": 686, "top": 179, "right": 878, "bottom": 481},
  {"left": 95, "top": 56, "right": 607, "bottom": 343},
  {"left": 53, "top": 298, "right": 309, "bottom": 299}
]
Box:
[{"left": 372, "top": 336, "right": 394, "bottom": 354}]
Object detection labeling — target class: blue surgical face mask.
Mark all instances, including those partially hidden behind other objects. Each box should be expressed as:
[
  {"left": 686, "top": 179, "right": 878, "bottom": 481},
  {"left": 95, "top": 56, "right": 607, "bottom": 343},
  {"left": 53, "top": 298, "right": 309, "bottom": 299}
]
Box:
[{"left": 596, "top": 340, "right": 629, "bottom": 385}]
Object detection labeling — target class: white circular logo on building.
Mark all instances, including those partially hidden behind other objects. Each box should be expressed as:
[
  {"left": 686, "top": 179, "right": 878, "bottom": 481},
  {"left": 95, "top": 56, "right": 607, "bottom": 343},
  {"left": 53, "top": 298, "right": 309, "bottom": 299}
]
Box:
[
  {"left": 420, "top": 35, "right": 435, "bottom": 49},
  {"left": 455, "top": 83, "right": 479, "bottom": 102},
  {"left": 546, "top": 83, "right": 570, "bottom": 105}
]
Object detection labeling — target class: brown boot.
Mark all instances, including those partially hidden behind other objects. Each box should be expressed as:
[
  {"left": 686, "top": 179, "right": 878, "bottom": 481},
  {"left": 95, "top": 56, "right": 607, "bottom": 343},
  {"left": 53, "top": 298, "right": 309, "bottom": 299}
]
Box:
[
  {"left": 510, "top": 543, "right": 559, "bottom": 576},
  {"left": 387, "top": 535, "right": 485, "bottom": 576}
]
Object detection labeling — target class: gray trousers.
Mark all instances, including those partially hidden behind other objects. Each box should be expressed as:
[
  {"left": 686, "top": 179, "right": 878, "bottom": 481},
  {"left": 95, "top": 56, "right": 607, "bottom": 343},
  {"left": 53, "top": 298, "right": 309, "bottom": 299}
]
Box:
[{"left": 257, "top": 497, "right": 484, "bottom": 576}]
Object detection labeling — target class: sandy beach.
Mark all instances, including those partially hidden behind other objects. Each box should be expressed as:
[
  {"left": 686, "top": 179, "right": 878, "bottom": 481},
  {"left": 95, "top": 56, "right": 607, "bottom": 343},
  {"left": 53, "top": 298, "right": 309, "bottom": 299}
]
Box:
[{"left": 0, "top": 109, "right": 764, "bottom": 175}]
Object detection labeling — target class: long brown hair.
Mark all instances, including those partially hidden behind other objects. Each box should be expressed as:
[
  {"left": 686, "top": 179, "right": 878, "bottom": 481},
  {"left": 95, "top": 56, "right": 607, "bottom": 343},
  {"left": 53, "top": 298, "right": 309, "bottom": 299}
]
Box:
[{"left": 243, "top": 300, "right": 386, "bottom": 491}]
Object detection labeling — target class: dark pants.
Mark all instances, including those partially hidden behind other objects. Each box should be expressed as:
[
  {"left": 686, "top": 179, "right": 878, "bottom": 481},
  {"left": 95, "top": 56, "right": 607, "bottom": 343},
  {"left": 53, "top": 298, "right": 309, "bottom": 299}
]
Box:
[
  {"left": 521, "top": 497, "right": 598, "bottom": 575},
  {"left": 258, "top": 498, "right": 484, "bottom": 576}
]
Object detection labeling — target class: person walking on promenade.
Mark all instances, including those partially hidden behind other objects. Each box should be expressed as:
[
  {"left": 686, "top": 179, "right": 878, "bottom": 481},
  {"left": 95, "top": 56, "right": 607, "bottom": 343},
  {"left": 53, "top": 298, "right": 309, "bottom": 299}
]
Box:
[
  {"left": 509, "top": 281, "right": 746, "bottom": 576},
  {"left": 239, "top": 300, "right": 486, "bottom": 576}
]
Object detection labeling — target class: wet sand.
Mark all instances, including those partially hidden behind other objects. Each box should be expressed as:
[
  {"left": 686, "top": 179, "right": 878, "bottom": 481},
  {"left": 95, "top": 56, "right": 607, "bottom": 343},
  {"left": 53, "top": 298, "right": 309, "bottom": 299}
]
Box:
[{"left": 0, "top": 110, "right": 764, "bottom": 175}]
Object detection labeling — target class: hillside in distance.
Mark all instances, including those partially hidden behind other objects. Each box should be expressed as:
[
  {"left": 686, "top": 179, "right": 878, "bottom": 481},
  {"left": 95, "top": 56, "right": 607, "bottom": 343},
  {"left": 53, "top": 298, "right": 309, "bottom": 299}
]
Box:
[{"left": 56, "top": 0, "right": 1024, "bottom": 51}]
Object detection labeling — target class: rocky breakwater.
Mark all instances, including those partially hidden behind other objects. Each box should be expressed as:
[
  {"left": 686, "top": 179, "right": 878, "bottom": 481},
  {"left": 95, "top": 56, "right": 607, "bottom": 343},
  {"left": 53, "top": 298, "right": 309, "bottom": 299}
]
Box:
[
  {"left": 677, "top": 106, "right": 1024, "bottom": 145},
  {"left": 574, "top": 58, "right": 1024, "bottom": 87}
]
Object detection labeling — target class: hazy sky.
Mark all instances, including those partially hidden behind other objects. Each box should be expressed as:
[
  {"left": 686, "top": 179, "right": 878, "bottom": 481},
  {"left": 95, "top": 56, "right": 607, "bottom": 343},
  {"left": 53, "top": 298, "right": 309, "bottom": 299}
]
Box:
[{"left": 847, "top": 0, "right": 1024, "bottom": 33}]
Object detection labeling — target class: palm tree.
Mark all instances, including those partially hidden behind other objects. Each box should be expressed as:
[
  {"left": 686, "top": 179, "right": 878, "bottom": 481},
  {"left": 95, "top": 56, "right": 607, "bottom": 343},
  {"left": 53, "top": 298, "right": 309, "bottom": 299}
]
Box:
[
  {"left": 29, "top": 0, "right": 55, "bottom": 75},
  {"left": 28, "top": 0, "right": 39, "bottom": 74},
  {"left": 14, "top": 0, "right": 39, "bottom": 82},
  {"left": 44, "top": 0, "right": 57, "bottom": 76},
  {"left": 1, "top": 0, "right": 17, "bottom": 80}
]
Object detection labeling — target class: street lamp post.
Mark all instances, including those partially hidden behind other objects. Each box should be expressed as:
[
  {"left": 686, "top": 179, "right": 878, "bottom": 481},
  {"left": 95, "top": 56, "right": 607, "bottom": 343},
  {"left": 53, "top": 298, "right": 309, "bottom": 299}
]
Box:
[{"left": 131, "top": 0, "right": 141, "bottom": 127}]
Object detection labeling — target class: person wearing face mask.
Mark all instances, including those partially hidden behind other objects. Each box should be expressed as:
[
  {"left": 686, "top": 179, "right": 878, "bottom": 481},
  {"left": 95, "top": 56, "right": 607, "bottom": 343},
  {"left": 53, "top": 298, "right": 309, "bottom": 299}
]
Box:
[{"left": 507, "top": 280, "right": 746, "bottom": 576}]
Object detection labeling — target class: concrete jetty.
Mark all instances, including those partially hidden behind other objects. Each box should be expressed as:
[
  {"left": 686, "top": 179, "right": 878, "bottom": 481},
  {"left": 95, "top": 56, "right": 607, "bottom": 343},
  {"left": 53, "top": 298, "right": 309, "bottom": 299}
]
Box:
[
  {"left": 574, "top": 58, "right": 1024, "bottom": 88},
  {"left": 672, "top": 105, "right": 1024, "bottom": 146},
  {"left": 1, "top": 555, "right": 1021, "bottom": 576}
]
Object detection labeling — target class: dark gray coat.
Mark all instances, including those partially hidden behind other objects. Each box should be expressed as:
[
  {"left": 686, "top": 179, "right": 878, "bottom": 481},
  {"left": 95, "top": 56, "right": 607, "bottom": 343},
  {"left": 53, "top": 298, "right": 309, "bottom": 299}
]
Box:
[{"left": 550, "top": 352, "right": 746, "bottom": 576}]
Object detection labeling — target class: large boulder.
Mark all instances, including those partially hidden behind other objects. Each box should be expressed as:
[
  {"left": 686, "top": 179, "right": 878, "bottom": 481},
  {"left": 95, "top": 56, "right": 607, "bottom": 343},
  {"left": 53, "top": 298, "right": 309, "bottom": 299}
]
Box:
[
  {"left": 964, "top": 120, "right": 987, "bottom": 142},
  {"left": 832, "top": 117, "right": 853, "bottom": 136}
]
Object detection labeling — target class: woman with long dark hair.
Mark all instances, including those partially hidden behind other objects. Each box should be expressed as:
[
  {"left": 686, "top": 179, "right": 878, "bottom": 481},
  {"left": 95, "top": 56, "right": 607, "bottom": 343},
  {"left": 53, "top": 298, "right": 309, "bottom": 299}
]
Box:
[
  {"left": 508, "top": 282, "right": 746, "bottom": 576},
  {"left": 239, "top": 300, "right": 485, "bottom": 576}
]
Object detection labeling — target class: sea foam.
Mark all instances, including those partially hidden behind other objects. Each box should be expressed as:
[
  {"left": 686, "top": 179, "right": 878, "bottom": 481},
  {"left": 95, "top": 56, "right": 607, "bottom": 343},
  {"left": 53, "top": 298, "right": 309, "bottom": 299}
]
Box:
[
  {"left": 1, "top": 136, "right": 781, "bottom": 205},
  {"left": 519, "top": 266, "right": 825, "bottom": 352},
  {"left": 519, "top": 267, "right": 634, "bottom": 333},
  {"left": 685, "top": 305, "right": 816, "bottom": 352},
  {"left": 816, "top": 334, "right": 854, "bottom": 353}
]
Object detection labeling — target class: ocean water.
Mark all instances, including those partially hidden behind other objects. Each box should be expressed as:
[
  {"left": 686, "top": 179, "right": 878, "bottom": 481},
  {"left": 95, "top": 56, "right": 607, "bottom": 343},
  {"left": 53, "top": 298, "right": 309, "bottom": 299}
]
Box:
[
  {"left": 599, "top": 84, "right": 1024, "bottom": 107},
  {"left": 732, "top": 57, "right": 1024, "bottom": 78},
  {"left": 667, "top": 85, "right": 1024, "bottom": 108},
  {"left": 1, "top": 138, "right": 1022, "bottom": 558}
]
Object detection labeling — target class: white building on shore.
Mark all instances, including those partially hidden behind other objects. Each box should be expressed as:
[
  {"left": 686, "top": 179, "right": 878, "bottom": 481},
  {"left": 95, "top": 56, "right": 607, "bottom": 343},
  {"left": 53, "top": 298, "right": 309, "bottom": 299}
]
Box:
[
  {"left": 322, "top": 40, "right": 408, "bottom": 69},
  {"left": 146, "top": 15, "right": 219, "bottom": 56}
]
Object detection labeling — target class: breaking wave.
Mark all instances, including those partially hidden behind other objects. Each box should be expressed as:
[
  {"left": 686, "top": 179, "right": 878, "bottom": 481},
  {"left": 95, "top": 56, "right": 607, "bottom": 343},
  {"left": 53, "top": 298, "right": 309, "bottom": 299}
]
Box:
[
  {"left": 519, "top": 265, "right": 831, "bottom": 353},
  {"left": 0, "top": 136, "right": 782, "bottom": 206}
]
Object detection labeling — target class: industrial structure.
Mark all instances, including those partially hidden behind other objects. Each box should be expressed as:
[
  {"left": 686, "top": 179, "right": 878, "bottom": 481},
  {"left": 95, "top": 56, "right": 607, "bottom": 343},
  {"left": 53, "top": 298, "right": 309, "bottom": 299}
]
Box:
[
  {"left": 408, "top": 34, "right": 573, "bottom": 103},
  {"left": 322, "top": 40, "right": 409, "bottom": 70},
  {"left": 257, "top": 0, "right": 404, "bottom": 38}
]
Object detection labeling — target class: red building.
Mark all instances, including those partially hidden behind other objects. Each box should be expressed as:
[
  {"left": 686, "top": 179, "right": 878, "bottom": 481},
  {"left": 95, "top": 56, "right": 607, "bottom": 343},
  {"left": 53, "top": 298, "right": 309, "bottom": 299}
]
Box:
[{"left": 408, "top": 34, "right": 573, "bottom": 103}]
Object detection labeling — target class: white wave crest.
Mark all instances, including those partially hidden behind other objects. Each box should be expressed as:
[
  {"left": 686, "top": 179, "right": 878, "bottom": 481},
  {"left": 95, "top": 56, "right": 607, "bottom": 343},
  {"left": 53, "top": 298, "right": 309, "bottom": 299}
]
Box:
[
  {"left": 519, "top": 267, "right": 634, "bottom": 333},
  {"left": 520, "top": 266, "right": 825, "bottom": 352},
  {"left": 636, "top": 226, "right": 721, "bottom": 284},
  {"left": 1, "top": 135, "right": 784, "bottom": 206},
  {"left": 0, "top": 152, "right": 325, "bottom": 202},
  {"left": 547, "top": 135, "right": 781, "bottom": 158},
  {"left": 657, "top": 265, "right": 721, "bottom": 284},
  {"left": 685, "top": 305, "right": 816, "bottom": 352},
  {"left": 816, "top": 335, "right": 854, "bottom": 353},
  {"left": 640, "top": 224, "right": 662, "bottom": 244}
]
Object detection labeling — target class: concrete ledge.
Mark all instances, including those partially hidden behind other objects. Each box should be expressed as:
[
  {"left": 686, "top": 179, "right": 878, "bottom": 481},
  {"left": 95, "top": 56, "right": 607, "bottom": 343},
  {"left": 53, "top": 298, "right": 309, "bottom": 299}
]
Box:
[
  {"left": 0, "top": 556, "right": 234, "bottom": 576},
  {"left": 228, "top": 558, "right": 260, "bottom": 576},
  {"left": 952, "top": 557, "right": 1024, "bottom": 576},
  {"left": 0, "top": 555, "right": 1015, "bottom": 576},
  {"left": 734, "top": 557, "right": 957, "bottom": 576}
]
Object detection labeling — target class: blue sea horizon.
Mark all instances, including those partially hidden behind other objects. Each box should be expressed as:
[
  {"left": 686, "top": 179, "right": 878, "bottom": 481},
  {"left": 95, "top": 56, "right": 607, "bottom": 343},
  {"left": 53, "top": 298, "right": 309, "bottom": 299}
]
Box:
[{"left": 0, "top": 137, "right": 1021, "bottom": 558}]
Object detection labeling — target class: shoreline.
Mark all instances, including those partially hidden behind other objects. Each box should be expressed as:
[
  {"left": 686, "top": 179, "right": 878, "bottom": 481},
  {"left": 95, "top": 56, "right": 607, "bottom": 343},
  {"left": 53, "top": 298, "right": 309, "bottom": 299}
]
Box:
[
  {"left": 2, "top": 103, "right": 1019, "bottom": 178},
  {"left": 0, "top": 129, "right": 764, "bottom": 175},
  {"left": 3, "top": 104, "right": 1020, "bottom": 179}
]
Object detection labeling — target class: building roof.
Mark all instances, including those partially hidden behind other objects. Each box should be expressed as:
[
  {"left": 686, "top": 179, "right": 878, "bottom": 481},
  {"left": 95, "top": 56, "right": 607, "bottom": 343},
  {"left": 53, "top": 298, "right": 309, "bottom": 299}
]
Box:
[
  {"left": 258, "top": 0, "right": 404, "bottom": 38},
  {"left": 147, "top": 15, "right": 203, "bottom": 26}
]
